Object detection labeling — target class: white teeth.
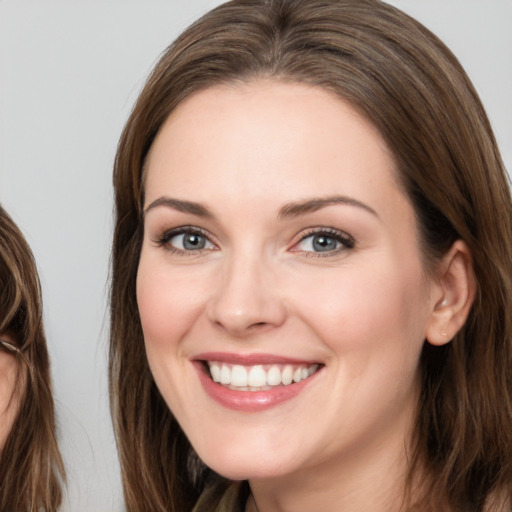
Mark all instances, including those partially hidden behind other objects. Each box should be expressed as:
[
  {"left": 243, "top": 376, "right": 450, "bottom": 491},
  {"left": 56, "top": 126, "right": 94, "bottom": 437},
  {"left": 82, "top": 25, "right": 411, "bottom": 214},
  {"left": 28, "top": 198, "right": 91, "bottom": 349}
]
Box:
[
  {"left": 207, "top": 361, "right": 320, "bottom": 390},
  {"left": 248, "top": 365, "right": 266, "bottom": 387},
  {"left": 231, "top": 365, "right": 248, "bottom": 387},
  {"left": 210, "top": 364, "right": 221, "bottom": 383},
  {"left": 266, "top": 365, "right": 281, "bottom": 386},
  {"left": 281, "top": 366, "right": 294, "bottom": 386},
  {"left": 220, "top": 365, "right": 231, "bottom": 385}
]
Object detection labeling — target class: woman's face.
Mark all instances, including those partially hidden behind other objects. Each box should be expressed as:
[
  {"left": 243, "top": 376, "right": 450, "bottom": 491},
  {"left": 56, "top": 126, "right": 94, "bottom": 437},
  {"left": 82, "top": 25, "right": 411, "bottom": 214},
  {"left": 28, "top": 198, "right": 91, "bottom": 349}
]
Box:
[
  {"left": 137, "top": 81, "right": 440, "bottom": 480},
  {"left": 0, "top": 336, "right": 19, "bottom": 450}
]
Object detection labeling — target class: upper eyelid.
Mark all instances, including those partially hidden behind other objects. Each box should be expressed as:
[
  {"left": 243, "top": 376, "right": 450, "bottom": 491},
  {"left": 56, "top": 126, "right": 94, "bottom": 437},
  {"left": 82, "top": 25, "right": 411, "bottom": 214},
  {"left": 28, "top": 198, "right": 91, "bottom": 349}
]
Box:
[
  {"left": 155, "top": 225, "right": 211, "bottom": 239},
  {"left": 294, "top": 227, "right": 354, "bottom": 244}
]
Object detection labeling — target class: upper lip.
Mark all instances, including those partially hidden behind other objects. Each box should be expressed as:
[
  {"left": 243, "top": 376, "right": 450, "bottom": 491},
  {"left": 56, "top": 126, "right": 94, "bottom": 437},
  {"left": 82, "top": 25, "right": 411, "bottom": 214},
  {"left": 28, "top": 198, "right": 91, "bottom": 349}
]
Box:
[{"left": 193, "top": 351, "right": 321, "bottom": 366}]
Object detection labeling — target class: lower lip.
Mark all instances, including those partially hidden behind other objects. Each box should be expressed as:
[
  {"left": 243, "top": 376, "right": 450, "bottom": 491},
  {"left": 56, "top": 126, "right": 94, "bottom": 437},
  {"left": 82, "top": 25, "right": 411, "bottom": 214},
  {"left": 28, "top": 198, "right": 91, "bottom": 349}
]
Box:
[{"left": 195, "top": 363, "right": 320, "bottom": 412}]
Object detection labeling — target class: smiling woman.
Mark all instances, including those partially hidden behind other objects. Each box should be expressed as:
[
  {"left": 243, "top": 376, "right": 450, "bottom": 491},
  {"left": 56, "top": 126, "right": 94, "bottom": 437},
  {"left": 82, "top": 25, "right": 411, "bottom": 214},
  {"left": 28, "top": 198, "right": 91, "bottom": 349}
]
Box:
[
  {"left": 138, "top": 82, "right": 454, "bottom": 491},
  {"left": 109, "top": 1, "right": 512, "bottom": 511}
]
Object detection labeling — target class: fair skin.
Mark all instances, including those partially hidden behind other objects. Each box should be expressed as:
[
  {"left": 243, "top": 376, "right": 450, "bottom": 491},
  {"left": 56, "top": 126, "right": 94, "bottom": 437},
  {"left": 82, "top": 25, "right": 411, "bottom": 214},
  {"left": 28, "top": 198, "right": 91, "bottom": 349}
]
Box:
[
  {"left": 137, "top": 81, "right": 474, "bottom": 511},
  {"left": 0, "top": 336, "right": 19, "bottom": 450}
]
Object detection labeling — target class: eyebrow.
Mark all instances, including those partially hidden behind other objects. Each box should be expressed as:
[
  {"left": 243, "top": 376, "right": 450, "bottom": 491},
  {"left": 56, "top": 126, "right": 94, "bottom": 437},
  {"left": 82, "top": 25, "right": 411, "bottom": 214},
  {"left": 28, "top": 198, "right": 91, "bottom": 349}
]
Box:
[
  {"left": 278, "top": 195, "right": 379, "bottom": 219},
  {"left": 144, "top": 197, "right": 214, "bottom": 218},
  {"left": 143, "top": 194, "right": 379, "bottom": 220}
]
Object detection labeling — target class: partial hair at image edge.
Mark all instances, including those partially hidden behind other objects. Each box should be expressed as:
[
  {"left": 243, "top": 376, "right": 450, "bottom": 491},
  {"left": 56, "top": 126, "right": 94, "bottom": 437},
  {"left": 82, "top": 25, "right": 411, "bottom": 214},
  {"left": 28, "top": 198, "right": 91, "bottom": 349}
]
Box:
[{"left": 0, "top": 205, "right": 65, "bottom": 512}]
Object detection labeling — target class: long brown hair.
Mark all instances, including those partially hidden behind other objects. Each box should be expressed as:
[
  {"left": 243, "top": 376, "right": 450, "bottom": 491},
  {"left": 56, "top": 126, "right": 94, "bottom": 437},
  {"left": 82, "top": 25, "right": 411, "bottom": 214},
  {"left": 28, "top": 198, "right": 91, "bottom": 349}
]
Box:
[
  {"left": 0, "top": 206, "right": 65, "bottom": 511},
  {"left": 110, "top": 1, "right": 512, "bottom": 510}
]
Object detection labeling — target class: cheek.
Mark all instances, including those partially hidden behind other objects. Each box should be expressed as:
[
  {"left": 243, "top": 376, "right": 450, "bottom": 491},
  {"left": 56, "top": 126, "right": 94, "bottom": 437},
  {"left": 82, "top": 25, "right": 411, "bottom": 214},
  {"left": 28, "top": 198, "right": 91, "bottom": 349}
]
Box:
[
  {"left": 136, "top": 252, "right": 210, "bottom": 352},
  {"left": 136, "top": 253, "right": 210, "bottom": 417},
  {"left": 285, "top": 260, "right": 429, "bottom": 445},
  {"left": 289, "top": 257, "right": 429, "bottom": 359}
]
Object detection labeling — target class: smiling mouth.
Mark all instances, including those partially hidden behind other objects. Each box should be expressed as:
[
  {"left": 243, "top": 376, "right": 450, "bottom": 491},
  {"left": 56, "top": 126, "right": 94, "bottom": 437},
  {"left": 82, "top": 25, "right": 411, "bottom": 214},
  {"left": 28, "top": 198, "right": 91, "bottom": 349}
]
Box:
[{"left": 204, "top": 361, "right": 321, "bottom": 391}]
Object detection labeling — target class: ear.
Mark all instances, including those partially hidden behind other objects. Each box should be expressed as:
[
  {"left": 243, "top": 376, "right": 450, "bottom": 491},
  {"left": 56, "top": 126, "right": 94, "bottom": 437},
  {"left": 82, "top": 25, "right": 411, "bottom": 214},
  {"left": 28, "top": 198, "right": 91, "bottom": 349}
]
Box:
[{"left": 425, "top": 240, "right": 476, "bottom": 346}]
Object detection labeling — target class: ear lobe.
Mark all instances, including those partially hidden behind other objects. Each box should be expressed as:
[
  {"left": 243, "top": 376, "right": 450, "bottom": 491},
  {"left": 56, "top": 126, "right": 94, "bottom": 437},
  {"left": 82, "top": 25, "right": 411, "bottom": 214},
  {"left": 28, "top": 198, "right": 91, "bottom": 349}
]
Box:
[{"left": 425, "top": 240, "right": 476, "bottom": 346}]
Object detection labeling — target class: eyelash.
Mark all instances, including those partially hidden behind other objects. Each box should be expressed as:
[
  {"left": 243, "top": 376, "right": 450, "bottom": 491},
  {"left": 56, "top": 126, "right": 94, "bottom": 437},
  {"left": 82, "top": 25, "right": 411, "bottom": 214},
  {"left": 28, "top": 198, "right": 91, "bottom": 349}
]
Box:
[
  {"left": 153, "top": 226, "right": 215, "bottom": 256},
  {"left": 292, "top": 227, "right": 355, "bottom": 258},
  {"left": 152, "top": 226, "right": 355, "bottom": 257}
]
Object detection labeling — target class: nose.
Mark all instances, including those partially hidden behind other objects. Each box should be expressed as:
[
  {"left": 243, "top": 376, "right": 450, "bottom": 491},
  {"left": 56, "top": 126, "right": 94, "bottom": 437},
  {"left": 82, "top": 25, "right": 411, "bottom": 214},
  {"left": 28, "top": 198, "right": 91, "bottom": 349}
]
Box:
[{"left": 207, "top": 252, "right": 287, "bottom": 337}]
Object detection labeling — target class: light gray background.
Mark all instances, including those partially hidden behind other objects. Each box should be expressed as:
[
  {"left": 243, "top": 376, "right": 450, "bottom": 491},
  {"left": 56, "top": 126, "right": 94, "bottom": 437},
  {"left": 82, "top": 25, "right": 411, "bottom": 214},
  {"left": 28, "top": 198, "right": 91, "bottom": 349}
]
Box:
[{"left": 0, "top": 1, "right": 510, "bottom": 511}]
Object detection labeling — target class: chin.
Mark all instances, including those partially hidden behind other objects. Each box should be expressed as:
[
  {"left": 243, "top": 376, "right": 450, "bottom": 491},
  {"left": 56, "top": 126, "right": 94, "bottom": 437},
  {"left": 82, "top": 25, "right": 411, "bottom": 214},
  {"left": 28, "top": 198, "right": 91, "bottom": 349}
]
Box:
[{"left": 199, "top": 447, "right": 295, "bottom": 481}]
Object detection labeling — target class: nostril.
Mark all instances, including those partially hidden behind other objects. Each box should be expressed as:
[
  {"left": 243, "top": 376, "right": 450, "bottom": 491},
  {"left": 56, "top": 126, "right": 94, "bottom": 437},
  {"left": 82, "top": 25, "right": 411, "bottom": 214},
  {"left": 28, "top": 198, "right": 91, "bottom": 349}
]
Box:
[{"left": 249, "top": 321, "right": 268, "bottom": 329}]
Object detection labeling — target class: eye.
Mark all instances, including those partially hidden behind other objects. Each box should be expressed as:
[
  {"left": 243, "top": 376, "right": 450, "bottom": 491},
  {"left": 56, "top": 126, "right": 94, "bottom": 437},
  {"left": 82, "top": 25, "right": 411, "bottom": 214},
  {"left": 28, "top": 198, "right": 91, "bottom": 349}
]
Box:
[
  {"left": 155, "top": 227, "right": 216, "bottom": 254},
  {"left": 171, "top": 232, "right": 212, "bottom": 251},
  {"left": 292, "top": 228, "right": 354, "bottom": 255}
]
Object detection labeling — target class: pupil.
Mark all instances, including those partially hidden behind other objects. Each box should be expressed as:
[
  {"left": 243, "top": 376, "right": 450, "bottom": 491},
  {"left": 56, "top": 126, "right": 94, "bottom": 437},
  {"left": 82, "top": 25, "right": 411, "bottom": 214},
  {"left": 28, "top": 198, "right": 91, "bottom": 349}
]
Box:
[
  {"left": 183, "top": 234, "right": 205, "bottom": 250},
  {"left": 313, "top": 235, "right": 336, "bottom": 252}
]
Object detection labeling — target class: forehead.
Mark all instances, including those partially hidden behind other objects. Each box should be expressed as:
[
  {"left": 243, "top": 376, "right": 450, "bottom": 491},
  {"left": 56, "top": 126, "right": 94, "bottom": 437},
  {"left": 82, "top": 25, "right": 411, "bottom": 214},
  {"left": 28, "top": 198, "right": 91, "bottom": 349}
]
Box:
[{"left": 144, "top": 80, "right": 405, "bottom": 217}]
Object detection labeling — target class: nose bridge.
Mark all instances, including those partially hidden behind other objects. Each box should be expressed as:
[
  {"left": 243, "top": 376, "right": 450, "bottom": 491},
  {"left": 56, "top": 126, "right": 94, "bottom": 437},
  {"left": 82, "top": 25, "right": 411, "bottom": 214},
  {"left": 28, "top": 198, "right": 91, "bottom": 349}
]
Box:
[{"left": 208, "top": 243, "right": 285, "bottom": 335}]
